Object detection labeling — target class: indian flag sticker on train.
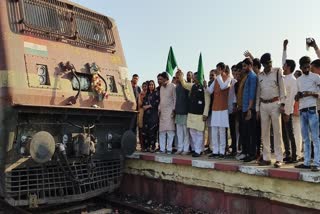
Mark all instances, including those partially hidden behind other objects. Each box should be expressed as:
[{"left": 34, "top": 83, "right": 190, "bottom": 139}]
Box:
[{"left": 24, "top": 41, "right": 48, "bottom": 57}]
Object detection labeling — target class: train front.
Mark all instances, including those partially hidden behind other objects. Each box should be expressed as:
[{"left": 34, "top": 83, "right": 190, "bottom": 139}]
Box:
[{"left": 0, "top": 0, "right": 136, "bottom": 207}]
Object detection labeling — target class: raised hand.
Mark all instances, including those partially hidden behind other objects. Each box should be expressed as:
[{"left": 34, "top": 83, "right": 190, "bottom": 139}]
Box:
[
  {"left": 244, "top": 50, "right": 254, "bottom": 60},
  {"left": 283, "top": 39, "right": 288, "bottom": 50},
  {"left": 309, "top": 38, "right": 318, "bottom": 50},
  {"left": 203, "top": 80, "right": 207, "bottom": 88},
  {"left": 176, "top": 69, "right": 184, "bottom": 79}
]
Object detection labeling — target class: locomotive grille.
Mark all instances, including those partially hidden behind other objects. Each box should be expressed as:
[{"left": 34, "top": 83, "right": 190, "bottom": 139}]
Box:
[{"left": 5, "top": 159, "right": 123, "bottom": 206}]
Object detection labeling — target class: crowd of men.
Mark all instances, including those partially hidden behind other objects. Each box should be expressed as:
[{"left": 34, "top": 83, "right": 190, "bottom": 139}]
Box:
[{"left": 131, "top": 39, "right": 320, "bottom": 171}]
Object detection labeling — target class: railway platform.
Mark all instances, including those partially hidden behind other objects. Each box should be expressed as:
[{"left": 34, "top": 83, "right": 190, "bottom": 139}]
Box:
[{"left": 121, "top": 152, "right": 320, "bottom": 213}]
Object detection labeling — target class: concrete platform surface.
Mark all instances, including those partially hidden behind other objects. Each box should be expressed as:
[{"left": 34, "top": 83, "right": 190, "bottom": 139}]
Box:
[
  {"left": 124, "top": 152, "right": 320, "bottom": 211},
  {"left": 126, "top": 152, "right": 320, "bottom": 183}
]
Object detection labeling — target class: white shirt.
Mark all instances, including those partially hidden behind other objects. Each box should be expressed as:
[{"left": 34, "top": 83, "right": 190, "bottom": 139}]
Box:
[
  {"left": 283, "top": 73, "right": 298, "bottom": 115},
  {"left": 207, "top": 74, "right": 231, "bottom": 94},
  {"left": 296, "top": 72, "right": 320, "bottom": 110}
]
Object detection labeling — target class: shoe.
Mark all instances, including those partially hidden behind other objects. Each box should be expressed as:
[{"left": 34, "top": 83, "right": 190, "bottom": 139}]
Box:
[
  {"left": 218, "top": 154, "right": 225, "bottom": 159},
  {"left": 297, "top": 157, "right": 304, "bottom": 162},
  {"left": 204, "top": 148, "right": 212, "bottom": 154},
  {"left": 167, "top": 151, "right": 172, "bottom": 155},
  {"left": 236, "top": 153, "right": 246, "bottom": 160},
  {"left": 256, "top": 154, "right": 262, "bottom": 162},
  {"left": 156, "top": 150, "right": 165, "bottom": 154},
  {"left": 226, "top": 152, "right": 237, "bottom": 157},
  {"left": 258, "top": 160, "right": 272, "bottom": 166},
  {"left": 274, "top": 161, "right": 282, "bottom": 168},
  {"left": 176, "top": 151, "right": 183, "bottom": 155},
  {"left": 311, "top": 166, "right": 320, "bottom": 172},
  {"left": 208, "top": 153, "right": 219, "bottom": 158},
  {"left": 285, "top": 157, "right": 298, "bottom": 164},
  {"left": 294, "top": 164, "right": 310, "bottom": 169},
  {"left": 283, "top": 156, "right": 292, "bottom": 162},
  {"left": 181, "top": 151, "right": 188, "bottom": 155},
  {"left": 242, "top": 156, "right": 255, "bottom": 163},
  {"left": 240, "top": 155, "right": 248, "bottom": 161},
  {"left": 192, "top": 152, "right": 201, "bottom": 157}
]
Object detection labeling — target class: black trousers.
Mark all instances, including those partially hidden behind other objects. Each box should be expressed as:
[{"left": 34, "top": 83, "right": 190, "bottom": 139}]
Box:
[
  {"left": 238, "top": 111, "right": 245, "bottom": 153},
  {"left": 228, "top": 113, "right": 237, "bottom": 153},
  {"left": 282, "top": 114, "right": 297, "bottom": 159},
  {"left": 256, "top": 119, "right": 262, "bottom": 156},
  {"left": 242, "top": 110, "right": 257, "bottom": 157}
]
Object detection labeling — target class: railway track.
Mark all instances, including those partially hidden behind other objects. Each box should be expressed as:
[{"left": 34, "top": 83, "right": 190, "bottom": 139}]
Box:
[{"left": 0, "top": 196, "right": 158, "bottom": 214}]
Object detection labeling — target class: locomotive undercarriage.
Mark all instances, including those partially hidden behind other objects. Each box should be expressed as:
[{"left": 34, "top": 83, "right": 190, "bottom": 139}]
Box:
[{"left": 3, "top": 106, "right": 135, "bottom": 207}]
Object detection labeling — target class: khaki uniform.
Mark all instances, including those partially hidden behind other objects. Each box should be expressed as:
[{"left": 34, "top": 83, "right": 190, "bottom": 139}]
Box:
[{"left": 256, "top": 68, "right": 286, "bottom": 162}]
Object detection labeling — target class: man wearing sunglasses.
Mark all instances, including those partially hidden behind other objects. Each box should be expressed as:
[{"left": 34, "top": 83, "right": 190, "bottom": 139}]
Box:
[{"left": 255, "top": 53, "right": 286, "bottom": 168}]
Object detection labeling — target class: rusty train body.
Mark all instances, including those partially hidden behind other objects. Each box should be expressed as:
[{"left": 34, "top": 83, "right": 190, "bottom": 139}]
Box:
[{"left": 0, "top": 0, "right": 136, "bottom": 207}]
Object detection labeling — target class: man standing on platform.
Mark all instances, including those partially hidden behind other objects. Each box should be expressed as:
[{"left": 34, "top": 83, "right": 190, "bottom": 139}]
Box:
[
  {"left": 158, "top": 72, "right": 176, "bottom": 154},
  {"left": 282, "top": 39, "right": 299, "bottom": 163},
  {"left": 175, "top": 72, "right": 190, "bottom": 155},
  {"left": 131, "top": 74, "right": 141, "bottom": 132},
  {"left": 256, "top": 53, "right": 286, "bottom": 168},
  {"left": 176, "top": 69, "right": 210, "bottom": 157},
  {"left": 295, "top": 56, "right": 320, "bottom": 172},
  {"left": 241, "top": 58, "right": 258, "bottom": 162}
]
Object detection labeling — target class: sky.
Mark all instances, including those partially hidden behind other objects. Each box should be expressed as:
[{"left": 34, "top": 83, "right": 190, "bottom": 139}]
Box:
[{"left": 71, "top": 0, "right": 320, "bottom": 84}]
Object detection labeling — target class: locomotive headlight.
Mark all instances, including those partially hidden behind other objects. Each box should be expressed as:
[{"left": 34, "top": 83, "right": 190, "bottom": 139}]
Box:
[
  {"left": 37, "top": 65, "right": 46, "bottom": 75},
  {"left": 37, "top": 64, "right": 49, "bottom": 85},
  {"left": 39, "top": 76, "right": 46, "bottom": 85}
]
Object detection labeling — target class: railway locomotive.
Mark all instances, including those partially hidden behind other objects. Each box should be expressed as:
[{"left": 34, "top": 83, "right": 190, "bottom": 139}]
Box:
[{"left": 0, "top": 0, "right": 136, "bottom": 207}]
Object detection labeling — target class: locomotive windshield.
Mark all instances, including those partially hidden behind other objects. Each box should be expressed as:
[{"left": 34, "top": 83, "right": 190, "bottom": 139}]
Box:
[{"left": 14, "top": 0, "right": 115, "bottom": 50}]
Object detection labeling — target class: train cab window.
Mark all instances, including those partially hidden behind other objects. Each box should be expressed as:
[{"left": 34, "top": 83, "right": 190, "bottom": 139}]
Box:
[
  {"left": 11, "top": 0, "right": 116, "bottom": 50},
  {"left": 37, "top": 64, "right": 50, "bottom": 85},
  {"left": 74, "top": 7, "right": 115, "bottom": 48},
  {"left": 19, "top": 0, "right": 73, "bottom": 37},
  {"left": 106, "top": 75, "right": 117, "bottom": 93},
  {"left": 72, "top": 74, "right": 92, "bottom": 92}
]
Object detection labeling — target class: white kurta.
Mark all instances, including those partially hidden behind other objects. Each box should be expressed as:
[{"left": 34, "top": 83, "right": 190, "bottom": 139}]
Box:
[
  {"left": 159, "top": 83, "right": 176, "bottom": 132},
  {"left": 210, "top": 110, "right": 229, "bottom": 128}
]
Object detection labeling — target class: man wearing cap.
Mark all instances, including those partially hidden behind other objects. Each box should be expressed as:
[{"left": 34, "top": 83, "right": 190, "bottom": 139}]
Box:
[{"left": 256, "top": 53, "right": 286, "bottom": 168}]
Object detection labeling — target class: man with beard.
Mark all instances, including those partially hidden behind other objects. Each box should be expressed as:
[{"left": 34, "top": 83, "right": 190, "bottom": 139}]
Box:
[{"left": 187, "top": 71, "right": 193, "bottom": 83}]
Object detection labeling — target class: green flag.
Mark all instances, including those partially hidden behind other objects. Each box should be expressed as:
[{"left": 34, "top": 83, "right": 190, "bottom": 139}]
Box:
[
  {"left": 165, "top": 46, "right": 177, "bottom": 76},
  {"left": 197, "top": 53, "right": 204, "bottom": 86}
]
